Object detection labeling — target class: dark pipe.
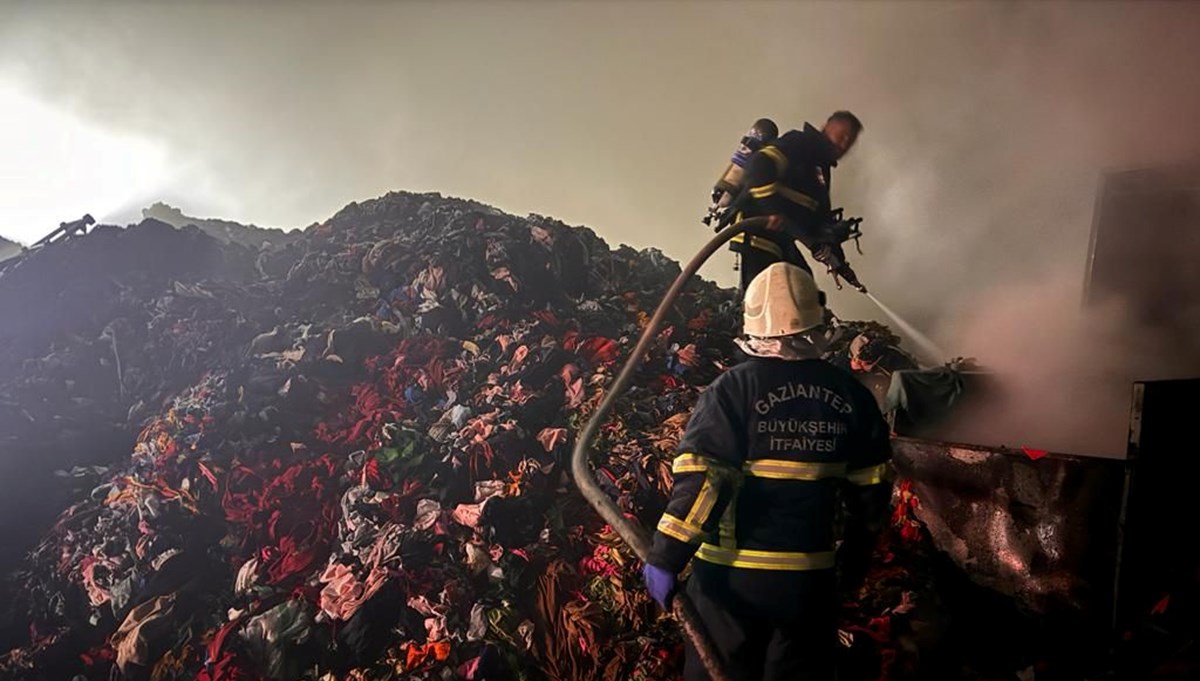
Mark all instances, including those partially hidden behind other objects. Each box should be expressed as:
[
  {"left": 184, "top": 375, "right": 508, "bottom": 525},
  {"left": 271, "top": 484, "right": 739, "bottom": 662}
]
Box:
[{"left": 571, "top": 217, "right": 767, "bottom": 681}]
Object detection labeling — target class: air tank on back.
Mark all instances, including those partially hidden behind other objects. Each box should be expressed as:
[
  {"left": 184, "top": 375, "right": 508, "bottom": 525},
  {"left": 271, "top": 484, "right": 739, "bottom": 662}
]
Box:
[{"left": 711, "top": 118, "right": 779, "bottom": 208}]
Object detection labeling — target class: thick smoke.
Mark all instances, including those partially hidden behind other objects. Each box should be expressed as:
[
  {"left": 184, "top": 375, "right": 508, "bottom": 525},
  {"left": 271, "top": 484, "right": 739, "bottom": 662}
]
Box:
[
  {"left": 931, "top": 273, "right": 1185, "bottom": 457},
  {"left": 2, "top": 2, "right": 1199, "bottom": 456}
]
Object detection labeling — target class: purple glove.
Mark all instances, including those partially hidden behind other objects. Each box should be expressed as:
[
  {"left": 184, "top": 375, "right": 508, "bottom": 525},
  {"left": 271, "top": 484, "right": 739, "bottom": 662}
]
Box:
[{"left": 642, "top": 563, "right": 678, "bottom": 609}]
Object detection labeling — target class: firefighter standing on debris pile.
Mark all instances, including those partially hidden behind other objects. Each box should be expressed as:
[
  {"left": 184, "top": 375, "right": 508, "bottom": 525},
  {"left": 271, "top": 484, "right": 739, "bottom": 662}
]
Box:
[
  {"left": 718, "top": 111, "right": 867, "bottom": 294},
  {"left": 642, "top": 262, "right": 892, "bottom": 681}
]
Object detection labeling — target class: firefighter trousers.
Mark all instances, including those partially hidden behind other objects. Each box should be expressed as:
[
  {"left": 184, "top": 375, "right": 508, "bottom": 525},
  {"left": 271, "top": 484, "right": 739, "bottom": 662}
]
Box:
[
  {"left": 683, "top": 561, "right": 838, "bottom": 681},
  {"left": 737, "top": 240, "right": 812, "bottom": 295}
]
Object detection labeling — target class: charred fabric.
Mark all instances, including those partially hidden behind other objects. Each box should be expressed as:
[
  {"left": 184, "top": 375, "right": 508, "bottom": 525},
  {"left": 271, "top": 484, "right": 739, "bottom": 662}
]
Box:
[{"left": 0, "top": 191, "right": 1166, "bottom": 681}]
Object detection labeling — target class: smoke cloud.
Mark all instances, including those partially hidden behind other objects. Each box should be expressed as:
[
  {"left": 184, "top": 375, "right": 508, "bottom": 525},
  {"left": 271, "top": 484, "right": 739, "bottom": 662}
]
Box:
[
  {"left": 931, "top": 272, "right": 1191, "bottom": 457},
  {"left": 1, "top": 2, "right": 1198, "bottom": 456}
]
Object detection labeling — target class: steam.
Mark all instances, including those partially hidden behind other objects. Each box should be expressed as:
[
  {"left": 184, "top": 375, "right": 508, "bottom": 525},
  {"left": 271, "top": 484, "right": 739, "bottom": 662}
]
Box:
[{"left": 932, "top": 273, "right": 1192, "bottom": 457}]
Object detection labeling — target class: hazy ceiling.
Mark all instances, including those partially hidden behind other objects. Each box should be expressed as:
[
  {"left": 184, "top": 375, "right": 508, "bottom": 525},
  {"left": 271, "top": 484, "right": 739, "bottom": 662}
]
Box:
[{"left": 2, "top": 1, "right": 1199, "bottom": 337}]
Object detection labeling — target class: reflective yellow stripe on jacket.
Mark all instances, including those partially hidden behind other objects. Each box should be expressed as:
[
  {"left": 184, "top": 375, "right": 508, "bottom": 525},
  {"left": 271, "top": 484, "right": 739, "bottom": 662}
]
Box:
[
  {"left": 670, "top": 453, "right": 739, "bottom": 537},
  {"left": 846, "top": 462, "right": 889, "bottom": 486},
  {"left": 760, "top": 146, "right": 788, "bottom": 174},
  {"left": 745, "top": 183, "right": 818, "bottom": 212},
  {"left": 686, "top": 476, "right": 719, "bottom": 526},
  {"left": 777, "top": 186, "right": 819, "bottom": 210},
  {"left": 701, "top": 458, "right": 887, "bottom": 570},
  {"left": 672, "top": 453, "right": 718, "bottom": 475},
  {"left": 696, "top": 544, "right": 836, "bottom": 571},
  {"left": 743, "top": 459, "right": 848, "bottom": 481},
  {"left": 748, "top": 182, "right": 779, "bottom": 199},
  {"left": 728, "top": 233, "right": 784, "bottom": 257},
  {"left": 717, "top": 483, "right": 740, "bottom": 549},
  {"left": 656, "top": 513, "right": 709, "bottom": 544}
]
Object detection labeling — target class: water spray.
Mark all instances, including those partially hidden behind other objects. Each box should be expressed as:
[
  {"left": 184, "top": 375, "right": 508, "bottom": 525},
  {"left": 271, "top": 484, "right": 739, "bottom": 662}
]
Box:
[{"left": 864, "top": 291, "right": 948, "bottom": 364}]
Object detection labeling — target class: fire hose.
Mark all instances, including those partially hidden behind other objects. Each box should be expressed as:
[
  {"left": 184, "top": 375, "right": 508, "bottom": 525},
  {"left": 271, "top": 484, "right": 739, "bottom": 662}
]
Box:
[{"left": 570, "top": 216, "right": 769, "bottom": 681}]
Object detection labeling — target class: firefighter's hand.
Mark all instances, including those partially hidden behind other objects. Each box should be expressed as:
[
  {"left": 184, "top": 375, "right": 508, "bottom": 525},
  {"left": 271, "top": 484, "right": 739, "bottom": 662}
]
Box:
[
  {"left": 765, "top": 214, "right": 786, "bottom": 232},
  {"left": 810, "top": 242, "right": 846, "bottom": 269},
  {"left": 811, "top": 243, "right": 835, "bottom": 266},
  {"left": 642, "top": 563, "right": 678, "bottom": 609},
  {"left": 833, "top": 262, "right": 868, "bottom": 293},
  {"left": 825, "top": 216, "right": 863, "bottom": 244}
]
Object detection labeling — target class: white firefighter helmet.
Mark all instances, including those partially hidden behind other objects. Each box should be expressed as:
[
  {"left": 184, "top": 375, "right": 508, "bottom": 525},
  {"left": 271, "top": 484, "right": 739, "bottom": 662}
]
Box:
[{"left": 743, "top": 262, "right": 825, "bottom": 338}]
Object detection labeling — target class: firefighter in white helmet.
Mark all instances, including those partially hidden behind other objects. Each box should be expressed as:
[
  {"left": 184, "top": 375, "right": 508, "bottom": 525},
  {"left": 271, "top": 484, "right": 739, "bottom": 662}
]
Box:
[{"left": 643, "top": 262, "right": 893, "bottom": 680}]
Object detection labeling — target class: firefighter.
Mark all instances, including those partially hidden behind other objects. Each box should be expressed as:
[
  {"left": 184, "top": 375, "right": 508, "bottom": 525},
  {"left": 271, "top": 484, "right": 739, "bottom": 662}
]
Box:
[
  {"left": 728, "top": 111, "right": 865, "bottom": 293},
  {"left": 848, "top": 332, "right": 920, "bottom": 411},
  {"left": 642, "top": 262, "right": 892, "bottom": 681}
]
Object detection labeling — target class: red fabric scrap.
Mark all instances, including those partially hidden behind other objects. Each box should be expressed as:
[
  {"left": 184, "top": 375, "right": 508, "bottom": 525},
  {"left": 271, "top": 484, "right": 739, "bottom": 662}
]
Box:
[
  {"left": 1152, "top": 594, "right": 1170, "bottom": 615},
  {"left": 532, "top": 309, "right": 560, "bottom": 326},
  {"left": 574, "top": 337, "right": 619, "bottom": 365},
  {"left": 1022, "top": 447, "right": 1048, "bottom": 461},
  {"left": 675, "top": 343, "right": 699, "bottom": 368},
  {"left": 197, "top": 461, "right": 219, "bottom": 490},
  {"left": 402, "top": 641, "right": 452, "bottom": 672},
  {"left": 363, "top": 457, "right": 390, "bottom": 490},
  {"left": 198, "top": 618, "right": 255, "bottom": 681},
  {"left": 536, "top": 427, "right": 569, "bottom": 452},
  {"left": 79, "top": 644, "right": 116, "bottom": 666}
]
